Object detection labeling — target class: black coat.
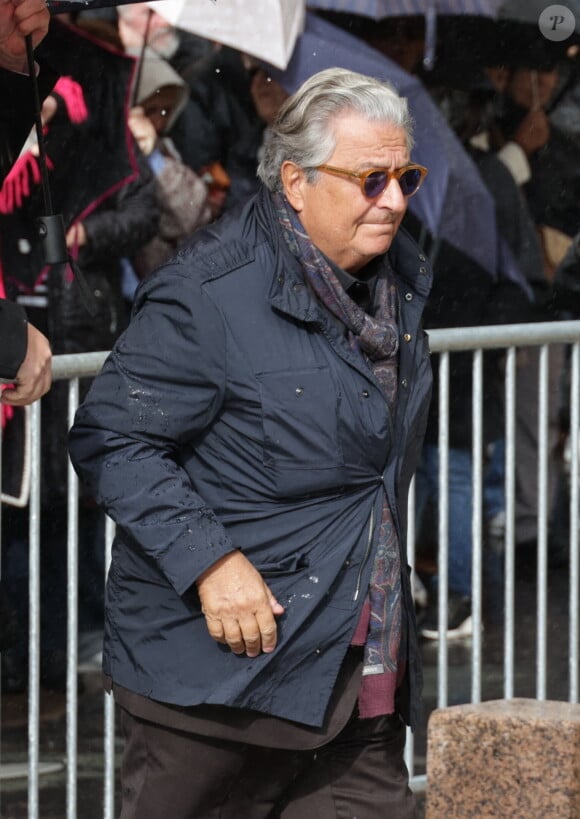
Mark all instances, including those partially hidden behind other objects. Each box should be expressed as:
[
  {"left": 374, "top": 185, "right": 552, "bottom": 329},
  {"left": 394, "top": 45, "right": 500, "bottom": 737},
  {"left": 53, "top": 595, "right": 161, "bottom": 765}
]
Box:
[
  {"left": 169, "top": 48, "right": 264, "bottom": 209},
  {"left": 496, "top": 96, "right": 580, "bottom": 239},
  {"left": 1, "top": 121, "right": 159, "bottom": 503},
  {"left": 2, "top": 146, "right": 159, "bottom": 355},
  {"left": 0, "top": 62, "right": 57, "bottom": 187},
  {"left": 0, "top": 62, "right": 56, "bottom": 379}
]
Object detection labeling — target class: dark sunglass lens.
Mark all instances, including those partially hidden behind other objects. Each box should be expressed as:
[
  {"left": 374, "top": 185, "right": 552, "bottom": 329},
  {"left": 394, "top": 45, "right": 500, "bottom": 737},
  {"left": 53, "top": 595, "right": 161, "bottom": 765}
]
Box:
[
  {"left": 363, "top": 171, "right": 387, "bottom": 198},
  {"left": 399, "top": 168, "right": 422, "bottom": 196}
]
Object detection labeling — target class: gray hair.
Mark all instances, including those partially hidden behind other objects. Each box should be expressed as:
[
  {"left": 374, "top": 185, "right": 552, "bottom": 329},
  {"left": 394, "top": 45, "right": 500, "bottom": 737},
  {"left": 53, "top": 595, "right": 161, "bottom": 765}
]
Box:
[{"left": 257, "top": 67, "right": 414, "bottom": 193}]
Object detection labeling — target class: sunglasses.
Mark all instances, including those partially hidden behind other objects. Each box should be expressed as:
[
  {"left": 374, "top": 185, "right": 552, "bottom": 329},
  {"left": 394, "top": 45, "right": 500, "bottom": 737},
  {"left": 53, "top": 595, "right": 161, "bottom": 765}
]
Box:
[{"left": 315, "top": 163, "right": 428, "bottom": 198}]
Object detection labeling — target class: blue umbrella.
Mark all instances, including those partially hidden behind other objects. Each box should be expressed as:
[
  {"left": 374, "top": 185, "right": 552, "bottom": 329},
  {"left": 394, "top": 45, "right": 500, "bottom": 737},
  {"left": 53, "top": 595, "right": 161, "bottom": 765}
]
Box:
[
  {"left": 269, "top": 13, "right": 500, "bottom": 278},
  {"left": 307, "top": 0, "right": 503, "bottom": 69}
]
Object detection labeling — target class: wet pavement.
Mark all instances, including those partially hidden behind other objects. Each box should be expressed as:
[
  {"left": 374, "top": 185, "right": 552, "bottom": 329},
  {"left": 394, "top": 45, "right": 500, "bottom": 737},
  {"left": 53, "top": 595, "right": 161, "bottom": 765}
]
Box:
[{"left": 0, "top": 552, "right": 574, "bottom": 818}]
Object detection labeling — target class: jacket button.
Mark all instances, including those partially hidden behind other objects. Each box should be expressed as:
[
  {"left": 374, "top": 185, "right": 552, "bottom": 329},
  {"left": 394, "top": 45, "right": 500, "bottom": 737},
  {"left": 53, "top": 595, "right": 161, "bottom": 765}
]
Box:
[
  {"left": 344, "top": 559, "right": 351, "bottom": 567},
  {"left": 405, "top": 292, "right": 413, "bottom": 301},
  {"left": 295, "top": 387, "right": 304, "bottom": 396},
  {"left": 277, "top": 274, "right": 284, "bottom": 285},
  {"left": 419, "top": 266, "right": 427, "bottom": 274},
  {"left": 315, "top": 648, "right": 321, "bottom": 655},
  {"left": 401, "top": 379, "right": 408, "bottom": 388},
  {"left": 403, "top": 333, "right": 412, "bottom": 342},
  {"left": 418, "top": 253, "right": 426, "bottom": 262},
  {"left": 361, "top": 390, "right": 369, "bottom": 398},
  {"left": 293, "top": 283, "right": 304, "bottom": 292}
]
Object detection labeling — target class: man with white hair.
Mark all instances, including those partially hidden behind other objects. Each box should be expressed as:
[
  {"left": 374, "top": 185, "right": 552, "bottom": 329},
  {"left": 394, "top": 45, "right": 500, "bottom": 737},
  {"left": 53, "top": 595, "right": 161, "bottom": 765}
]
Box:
[{"left": 70, "top": 67, "right": 432, "bottom": 818}]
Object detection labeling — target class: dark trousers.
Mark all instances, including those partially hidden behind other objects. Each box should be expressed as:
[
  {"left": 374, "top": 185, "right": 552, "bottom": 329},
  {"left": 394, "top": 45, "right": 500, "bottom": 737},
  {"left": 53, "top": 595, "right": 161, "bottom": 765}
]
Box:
[{"left": 119, "top": 705, "right": 416, "bottom": 818}]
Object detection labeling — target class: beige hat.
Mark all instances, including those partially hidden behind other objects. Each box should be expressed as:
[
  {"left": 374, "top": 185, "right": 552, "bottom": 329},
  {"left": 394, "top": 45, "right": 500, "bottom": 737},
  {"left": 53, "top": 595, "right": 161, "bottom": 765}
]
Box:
[{"left": 128, "top": 46, "right": 188, "bottom": 132}]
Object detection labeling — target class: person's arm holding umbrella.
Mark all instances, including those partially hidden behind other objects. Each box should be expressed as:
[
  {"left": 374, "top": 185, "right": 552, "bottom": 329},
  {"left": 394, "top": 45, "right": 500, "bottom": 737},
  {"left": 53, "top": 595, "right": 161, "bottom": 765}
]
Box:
[{"left": 0, "top": 0, "right": 53, "bottom": 404}]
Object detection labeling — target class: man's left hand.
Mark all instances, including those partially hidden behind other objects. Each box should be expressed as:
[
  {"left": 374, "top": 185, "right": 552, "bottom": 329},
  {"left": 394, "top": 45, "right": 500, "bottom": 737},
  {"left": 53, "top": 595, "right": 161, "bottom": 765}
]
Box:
[{"left": 0, "top": 0, "right": 50, "bottom": 74}]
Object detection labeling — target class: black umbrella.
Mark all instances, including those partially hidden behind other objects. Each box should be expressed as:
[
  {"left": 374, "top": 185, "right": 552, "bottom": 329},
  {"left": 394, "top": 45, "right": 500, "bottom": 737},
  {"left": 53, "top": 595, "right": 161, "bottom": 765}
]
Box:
[
  {"left": 47, "top": 0, "right": 143, "bottom": 12},
  {"left": 424, "top": 0, "right": 580, "bottom": 88}
]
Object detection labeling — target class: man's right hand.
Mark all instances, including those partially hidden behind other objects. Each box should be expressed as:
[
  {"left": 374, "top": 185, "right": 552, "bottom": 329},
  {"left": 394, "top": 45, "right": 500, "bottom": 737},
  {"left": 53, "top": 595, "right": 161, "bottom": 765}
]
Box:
[
  {"left": 0, "top": 0, "right": 50, "bottom": 74},
  {"left": 1, "top": 322, "right": 51, "bottom": 406},
  {"left": 197, "top": 551, "right": 285, "bottom": 658}
]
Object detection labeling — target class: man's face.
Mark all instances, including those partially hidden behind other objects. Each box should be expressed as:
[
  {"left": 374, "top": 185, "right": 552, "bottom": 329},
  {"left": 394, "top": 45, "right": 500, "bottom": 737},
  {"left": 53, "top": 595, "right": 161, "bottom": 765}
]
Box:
[
  {"left": 283, "top": 111, "right": 410, "bottom": 275},
  {"left": 507, "top": 68, "right": 559, "bottom": 110}
]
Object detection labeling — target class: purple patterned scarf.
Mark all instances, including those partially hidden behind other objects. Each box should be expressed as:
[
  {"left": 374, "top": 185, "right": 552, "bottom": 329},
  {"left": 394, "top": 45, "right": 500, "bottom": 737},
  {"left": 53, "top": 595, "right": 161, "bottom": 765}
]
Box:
[{"left": 274, "top": 192, "right": 404, "bottom": 718}]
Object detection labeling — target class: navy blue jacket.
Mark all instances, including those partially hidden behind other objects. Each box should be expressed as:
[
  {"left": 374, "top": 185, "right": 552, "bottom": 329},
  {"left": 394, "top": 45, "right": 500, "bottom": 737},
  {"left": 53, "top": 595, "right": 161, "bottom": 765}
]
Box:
[{"left": 69, "top": 187, "right": 433, "bottom": 730}]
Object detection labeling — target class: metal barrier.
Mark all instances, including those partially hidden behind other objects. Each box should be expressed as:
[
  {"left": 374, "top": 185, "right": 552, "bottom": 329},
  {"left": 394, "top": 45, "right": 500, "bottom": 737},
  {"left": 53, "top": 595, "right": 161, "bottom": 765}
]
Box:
[{"left": 1, "top": 322, "right": 580, "bottom": 816}]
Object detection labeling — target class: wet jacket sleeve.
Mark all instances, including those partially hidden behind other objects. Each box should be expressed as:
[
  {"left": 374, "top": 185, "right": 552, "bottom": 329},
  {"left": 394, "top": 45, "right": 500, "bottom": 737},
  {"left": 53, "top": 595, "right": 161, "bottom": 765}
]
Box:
[
  {"left": 0, "top": 300, "right": 27, "bottom": 379},
  {"left": 68, "top": 264, "right": 234, "bottom": 596},
  {"left": 154, "top": 153, "right": 211, "bottom": 238}
]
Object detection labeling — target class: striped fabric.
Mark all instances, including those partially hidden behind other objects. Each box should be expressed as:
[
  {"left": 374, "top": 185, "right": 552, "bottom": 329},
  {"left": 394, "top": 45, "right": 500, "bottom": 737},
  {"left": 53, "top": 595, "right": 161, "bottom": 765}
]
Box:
[{"left": 307, "top": 0, "right": 503, "bottom": 19}]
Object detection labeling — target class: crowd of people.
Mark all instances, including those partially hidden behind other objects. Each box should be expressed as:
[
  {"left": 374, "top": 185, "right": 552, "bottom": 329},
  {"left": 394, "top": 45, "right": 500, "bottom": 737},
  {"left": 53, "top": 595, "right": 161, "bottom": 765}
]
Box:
[{"left": 1, "top": 2, "right": 579, "bottom": 816}]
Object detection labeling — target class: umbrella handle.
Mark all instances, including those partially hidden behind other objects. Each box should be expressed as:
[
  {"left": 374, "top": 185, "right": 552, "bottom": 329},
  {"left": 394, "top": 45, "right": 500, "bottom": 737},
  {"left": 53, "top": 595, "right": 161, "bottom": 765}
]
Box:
[
  {"left": 423, "top": 6, "right": 437, "bottom": 71},
  {"left": 36, "top": 214, "right": 67, "bottom": 264},
  {"left": 530, "top": 70, "right": 541, "bottom": 111},
  {"left": 131, "top": 8, "right": 154, "bottom": 107},
  {"left": 24, "top": 36, "right": 96, "bottom": 317},
  {"left": 24, "top": 34, "right": 53, "bottom": 216}
]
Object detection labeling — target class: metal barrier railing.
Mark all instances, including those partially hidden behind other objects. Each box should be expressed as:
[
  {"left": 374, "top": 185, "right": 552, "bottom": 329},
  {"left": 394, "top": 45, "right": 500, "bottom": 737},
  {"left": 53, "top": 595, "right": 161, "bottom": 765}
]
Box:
[
  {"left": 2, "top": 321, "right": 580, "bottom": 815},
  {"left": 428, "top": 320, "right": 580, "bottom": 709}
]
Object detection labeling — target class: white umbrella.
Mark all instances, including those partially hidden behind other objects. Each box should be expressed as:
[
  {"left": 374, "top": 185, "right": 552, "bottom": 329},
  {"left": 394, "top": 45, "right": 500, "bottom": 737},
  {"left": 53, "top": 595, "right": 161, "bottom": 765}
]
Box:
[{"left": 147, "top": 0, "right": 306, "bottom": 69}]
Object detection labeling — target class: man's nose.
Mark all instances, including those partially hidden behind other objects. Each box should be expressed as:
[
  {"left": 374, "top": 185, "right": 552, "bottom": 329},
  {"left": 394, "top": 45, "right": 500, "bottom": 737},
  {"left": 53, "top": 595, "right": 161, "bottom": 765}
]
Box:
[{"left": 376, "top": 178, "right": 407, "bottom": 212}]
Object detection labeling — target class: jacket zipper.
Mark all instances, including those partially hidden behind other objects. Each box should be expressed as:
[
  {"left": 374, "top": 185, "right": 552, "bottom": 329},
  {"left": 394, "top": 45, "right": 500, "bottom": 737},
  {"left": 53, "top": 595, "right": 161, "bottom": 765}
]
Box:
[{"left": 353, "top": 504, "right": 376, "bottom": 601}]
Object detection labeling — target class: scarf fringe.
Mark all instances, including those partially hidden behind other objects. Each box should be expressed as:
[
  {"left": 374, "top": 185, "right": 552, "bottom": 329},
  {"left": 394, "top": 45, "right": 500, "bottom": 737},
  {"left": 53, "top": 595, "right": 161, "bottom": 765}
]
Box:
[
  {"left": 0, "top": 76, "right": 86, "bottom": 215},
  {"left": 0, "top": 152, "right": 54, "bottom": 214},
  {"left": 53, "top": 76, "right": 89, "bottom": 125}
]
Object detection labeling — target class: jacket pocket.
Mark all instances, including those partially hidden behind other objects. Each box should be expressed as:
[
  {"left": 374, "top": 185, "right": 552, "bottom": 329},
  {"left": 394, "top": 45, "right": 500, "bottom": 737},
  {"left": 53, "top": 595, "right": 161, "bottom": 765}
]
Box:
[
  {"left": 256, "top": 367, "right": 345, "bottom": 470},
  {"left": 253, "top": 552, "right": 311, "bottom": 577}
]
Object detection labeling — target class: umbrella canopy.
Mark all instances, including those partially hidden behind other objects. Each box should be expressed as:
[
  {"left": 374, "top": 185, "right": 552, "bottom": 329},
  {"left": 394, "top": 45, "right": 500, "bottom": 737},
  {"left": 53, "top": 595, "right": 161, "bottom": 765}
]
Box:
[
  {"left": 270, "top": 12, "right": 500, "bottom": 277},
  {"left": 47, "top": 0, "right": 145, "bottom": 11},
  {"left": 306, "top": 0, "right": 502, "bottom": 19},
  {"left": 492, "top": 0, "right": 580, "bottom": 66},
  {"left": 146, "top": 0, "right": 306, "bottom": 70},
  {"left": 418, "top": 0, "right": 580, "bottom": 81},
  {"left": 498, "top": 0, "right": 580, "bottom": 30},
  {"left": 307, "top": 1, "right": 579, "bottom": 73},
  {"left": 306, "top": 1, "right": 503, "bottom": 69}
]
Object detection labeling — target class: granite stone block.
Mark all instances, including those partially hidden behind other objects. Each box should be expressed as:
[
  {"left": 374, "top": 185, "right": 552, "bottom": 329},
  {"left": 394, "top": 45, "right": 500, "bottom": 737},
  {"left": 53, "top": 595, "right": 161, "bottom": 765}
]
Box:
[{"left": 426, "top": 698, "right": 580, "bottom": 818}]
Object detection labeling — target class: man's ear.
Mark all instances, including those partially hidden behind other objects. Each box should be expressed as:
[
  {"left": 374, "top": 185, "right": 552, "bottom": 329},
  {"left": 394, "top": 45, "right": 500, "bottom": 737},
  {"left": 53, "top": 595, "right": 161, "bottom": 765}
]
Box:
[{"left": 280, "top": 161, "right": 307, "bottom": 212}]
